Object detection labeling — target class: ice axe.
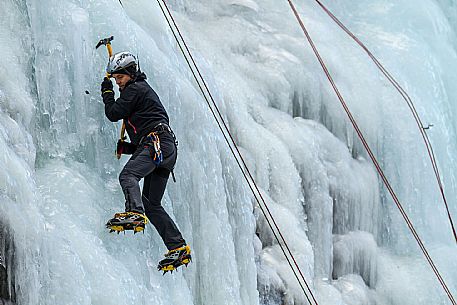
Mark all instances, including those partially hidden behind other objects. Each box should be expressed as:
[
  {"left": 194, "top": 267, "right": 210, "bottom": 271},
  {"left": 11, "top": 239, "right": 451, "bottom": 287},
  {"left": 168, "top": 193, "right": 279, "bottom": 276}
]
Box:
[
  {"left": 84, "top": 36, "right": 114, "bottom": 94},
  {"left": 96, "top": 35, "right": 114, "bottom": 77},
  {"left": 96, "top": 35, "right": 127, "bottom": 159}
]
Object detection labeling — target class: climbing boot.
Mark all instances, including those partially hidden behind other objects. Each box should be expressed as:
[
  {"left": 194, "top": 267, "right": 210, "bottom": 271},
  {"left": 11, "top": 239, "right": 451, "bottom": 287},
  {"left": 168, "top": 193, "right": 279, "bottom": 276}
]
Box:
[
  {"left": 106, "top": 211, "right": 149, "bottom": 234},
  {"left": 158, "top": 245, "right": 192, "bottom": 274}
]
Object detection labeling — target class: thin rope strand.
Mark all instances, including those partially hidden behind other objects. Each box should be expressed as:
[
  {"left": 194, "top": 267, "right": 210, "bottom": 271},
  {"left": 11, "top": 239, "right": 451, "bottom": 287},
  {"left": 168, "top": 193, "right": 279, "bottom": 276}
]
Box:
[
  {"left": 314, "top": 0, "right": 457, "bottom": 244},
  {"left": 285, "top": 1, "right": 456, "bottom": 303},
  {"left": 154, "top": 0, "right": 318, "bottom": 303}
]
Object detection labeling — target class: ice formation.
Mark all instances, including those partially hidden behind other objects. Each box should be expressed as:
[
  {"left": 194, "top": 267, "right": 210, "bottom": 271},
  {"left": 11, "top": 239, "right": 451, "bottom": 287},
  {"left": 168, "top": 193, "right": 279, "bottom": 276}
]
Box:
[{"left": 0, "top": 0, "right": 456, "bottom": 304}]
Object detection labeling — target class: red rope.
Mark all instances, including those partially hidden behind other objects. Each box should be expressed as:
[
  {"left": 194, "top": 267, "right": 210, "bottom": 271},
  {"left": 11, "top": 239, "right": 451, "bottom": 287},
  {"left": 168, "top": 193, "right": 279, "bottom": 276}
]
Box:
[
  {"left": 155, "top": 0, "right": 320, "bottom": 303},
  {"left": 314, "top": 0, "right": 457, "bottom": 245},
  {"left": 285, "top": 1, "right": 457, "bottom": 304}
]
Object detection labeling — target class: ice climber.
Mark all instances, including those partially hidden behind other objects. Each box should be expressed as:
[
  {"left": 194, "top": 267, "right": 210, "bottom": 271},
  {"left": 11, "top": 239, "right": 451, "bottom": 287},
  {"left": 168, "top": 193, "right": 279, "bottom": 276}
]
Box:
[{"left": 100, "top": 51, "right": 191, "bottom": 273}]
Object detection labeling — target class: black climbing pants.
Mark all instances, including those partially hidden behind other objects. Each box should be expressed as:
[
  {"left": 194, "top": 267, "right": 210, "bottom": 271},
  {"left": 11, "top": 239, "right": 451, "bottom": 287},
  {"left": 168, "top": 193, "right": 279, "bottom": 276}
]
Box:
[{"left": 119, "top": 131, "right": 186, "bottom": 250}]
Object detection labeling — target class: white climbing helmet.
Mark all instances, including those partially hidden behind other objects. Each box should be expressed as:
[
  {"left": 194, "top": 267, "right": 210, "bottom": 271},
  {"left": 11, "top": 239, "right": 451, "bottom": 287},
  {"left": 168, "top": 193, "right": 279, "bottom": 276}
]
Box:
[{"left": 106, "top": 51, "right": 138, "bottom": 75}]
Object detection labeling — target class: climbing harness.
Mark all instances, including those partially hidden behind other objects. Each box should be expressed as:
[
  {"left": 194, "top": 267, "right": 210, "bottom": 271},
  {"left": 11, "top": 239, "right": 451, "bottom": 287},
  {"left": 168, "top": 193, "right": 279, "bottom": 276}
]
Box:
[
  {"left": 149, "top": 123, "right": 178, "bottom": 181},
  {"left": 284, "top": 0, "right": 456, "bottom": 304},
  {"left": 145, "top": 131, "right": 163, "bottom": 165}
]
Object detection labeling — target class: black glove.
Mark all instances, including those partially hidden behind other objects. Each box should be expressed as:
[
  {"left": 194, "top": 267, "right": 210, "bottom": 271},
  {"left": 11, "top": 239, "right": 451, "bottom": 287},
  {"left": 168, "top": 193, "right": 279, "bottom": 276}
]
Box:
[
  {"left": 101, "top": 77, "right": 113, "bottom": 95},
  {"left": 116, "top": 140, "right": 137, "bottom": 156}
]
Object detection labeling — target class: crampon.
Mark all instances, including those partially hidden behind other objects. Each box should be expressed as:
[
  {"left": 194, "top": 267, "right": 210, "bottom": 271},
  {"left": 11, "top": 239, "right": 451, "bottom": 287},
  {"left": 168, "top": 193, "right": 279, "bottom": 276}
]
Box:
[
  {"left": 158, "top": 245, "right": 192, "bottom": 274},
  {"left": 106, "top": 211, "right": 149, "bottom": 234}
]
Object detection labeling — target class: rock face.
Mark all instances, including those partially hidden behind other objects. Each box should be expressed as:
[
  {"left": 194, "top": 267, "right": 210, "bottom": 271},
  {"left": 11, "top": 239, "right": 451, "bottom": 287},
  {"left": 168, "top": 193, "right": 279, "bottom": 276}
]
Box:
[{"left": 0, "top": 226, "right": 14, "bottom": 305}]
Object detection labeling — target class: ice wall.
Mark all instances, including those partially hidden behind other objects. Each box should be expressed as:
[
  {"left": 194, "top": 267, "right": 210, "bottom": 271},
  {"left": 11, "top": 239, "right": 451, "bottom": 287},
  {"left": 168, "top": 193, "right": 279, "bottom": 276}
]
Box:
[
  {"left": 0, "top": 0, "right": 456, "bottom": 304},
  {"left": 2, "top": 0, "right": 258, "bottom": 304},
  {"left": 164, "top": 0, "right": 457, "bottom": 303}
]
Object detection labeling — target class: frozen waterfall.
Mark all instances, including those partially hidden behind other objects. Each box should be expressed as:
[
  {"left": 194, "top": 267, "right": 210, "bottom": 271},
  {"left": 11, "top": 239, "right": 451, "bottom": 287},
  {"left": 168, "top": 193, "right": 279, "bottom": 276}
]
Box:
[{"left": 0, "top": 0, "right": 456, "bottom": 304}]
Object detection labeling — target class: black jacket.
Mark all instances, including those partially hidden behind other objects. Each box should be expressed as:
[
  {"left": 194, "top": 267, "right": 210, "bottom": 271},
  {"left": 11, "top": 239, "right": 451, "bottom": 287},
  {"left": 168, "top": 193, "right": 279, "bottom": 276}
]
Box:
[{"left": 102, "top": 72, "right": 169, "bottom": 145}]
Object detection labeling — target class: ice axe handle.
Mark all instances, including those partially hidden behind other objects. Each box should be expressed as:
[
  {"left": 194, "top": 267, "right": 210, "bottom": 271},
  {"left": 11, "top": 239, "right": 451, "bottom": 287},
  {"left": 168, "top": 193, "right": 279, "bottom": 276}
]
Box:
[
  {"left": 105, "top": 43, "right": 113, "bottom": 77},
  {"left": 116, "top": 121, "right": 127, "bottom": 159},
  {"left": 107, "top": 44, "right": 113, "bottom": 57}
]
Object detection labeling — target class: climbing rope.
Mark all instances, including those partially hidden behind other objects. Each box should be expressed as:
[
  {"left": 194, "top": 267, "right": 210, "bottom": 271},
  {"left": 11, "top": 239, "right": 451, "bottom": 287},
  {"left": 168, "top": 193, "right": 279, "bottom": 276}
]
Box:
[
  {"left": 153, "top": 0, "right": 319, "bottom": 304},
  {"left": 313, "top": 0, "right": 457, "bottom": 245},
  {"left": 284, "top": 1, "right": 456, "bottom": 304}
]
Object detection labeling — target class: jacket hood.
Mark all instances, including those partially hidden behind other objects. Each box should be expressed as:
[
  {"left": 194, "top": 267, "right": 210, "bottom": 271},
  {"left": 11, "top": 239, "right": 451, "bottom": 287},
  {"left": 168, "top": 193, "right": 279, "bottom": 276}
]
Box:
[
  {"left": 122, "top": 71, "right": 147, "bottom": 91},
  {"left": 134, "top": 71, "right": 147, "bottom": 81}
]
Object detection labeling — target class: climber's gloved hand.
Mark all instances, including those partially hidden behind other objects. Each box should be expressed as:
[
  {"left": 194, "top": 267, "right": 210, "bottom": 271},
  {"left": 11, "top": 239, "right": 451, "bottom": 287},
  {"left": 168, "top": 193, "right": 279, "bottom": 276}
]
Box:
[
  {"left": 101, "top": 77, "right": 113, "bottom": 95},
  {"left": 116, "top": 140, "right": 137, "bottom": 156}
]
